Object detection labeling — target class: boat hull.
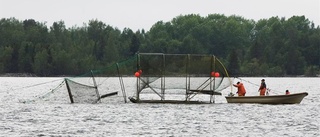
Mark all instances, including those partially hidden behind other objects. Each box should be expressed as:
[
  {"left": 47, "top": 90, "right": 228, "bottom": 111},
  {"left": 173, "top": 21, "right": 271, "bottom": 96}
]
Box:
[{"left": 225, "top": 92, "right": 308, "bottom": 104}]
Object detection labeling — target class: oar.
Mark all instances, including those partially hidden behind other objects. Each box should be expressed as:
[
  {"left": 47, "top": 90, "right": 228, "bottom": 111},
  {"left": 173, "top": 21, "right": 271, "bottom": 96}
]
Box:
[{"left": 237, "top": 77, "right": 280, "bottom": 95}]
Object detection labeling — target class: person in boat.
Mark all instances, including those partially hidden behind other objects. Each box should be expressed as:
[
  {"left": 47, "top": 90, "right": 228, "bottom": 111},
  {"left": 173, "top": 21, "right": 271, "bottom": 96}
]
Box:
[
  {"left": 285, "top": 90, "right": 290, "bottom": 95},
  {"left": 258, "top": 79, "right": 267, "bottom": 96},
  {"left": 233, "top": 82, "right": 246, "bottom": 96}
]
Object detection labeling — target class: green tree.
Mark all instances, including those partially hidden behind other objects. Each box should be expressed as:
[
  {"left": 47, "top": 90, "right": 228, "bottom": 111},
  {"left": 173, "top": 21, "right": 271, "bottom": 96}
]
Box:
[
  {"left": 18, "top": 42, "right": 34, "bottom": 73},
  {"left": 0, "top": 46, "right": 13, "bottom": 73},
  {"left": 129, "top": 34, "right": 140, "bottom": 56},
  {"left": 227, "top": 49, "right": 240, "bottom": 75},
  {"left": 33, "top": 49, "right": 51, "bottom": 76}
]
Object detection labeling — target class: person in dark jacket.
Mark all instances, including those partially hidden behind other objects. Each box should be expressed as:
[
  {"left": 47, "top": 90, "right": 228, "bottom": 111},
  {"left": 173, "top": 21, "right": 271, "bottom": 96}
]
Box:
[{"left": 258, "top": 79, "right": 267, "bottom": 96}]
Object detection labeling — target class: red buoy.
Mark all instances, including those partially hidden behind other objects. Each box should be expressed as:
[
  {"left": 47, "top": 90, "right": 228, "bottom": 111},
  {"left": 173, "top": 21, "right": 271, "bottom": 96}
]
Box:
[
  {"left": 214, "top": 72, "right": 220, "bottom": 77},
  {"left": 211, "top": 71, "right": 215, "bottom": 77},
  {"left": 134, "top": 72, "right": 140, "bottom": 77}
]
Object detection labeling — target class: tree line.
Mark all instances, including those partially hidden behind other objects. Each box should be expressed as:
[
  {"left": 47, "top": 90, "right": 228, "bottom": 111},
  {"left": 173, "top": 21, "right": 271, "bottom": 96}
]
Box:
[{"left": 0, "top": 14, "right": 319, "bottom": 77}]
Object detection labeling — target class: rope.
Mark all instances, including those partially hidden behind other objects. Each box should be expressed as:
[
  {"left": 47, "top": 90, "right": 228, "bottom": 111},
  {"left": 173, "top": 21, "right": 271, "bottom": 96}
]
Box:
[
  {"left": 236, "top": 77, "right": 283, "bottom": 95},
  {"left": 19, "top": 80, "right": 66, "bottom": 103},
  {"left": 0, "top": 78, "right": 64, "bottom": 94},
  {"left": 236, "top": 77, "right": 260, "bottom": 87}
]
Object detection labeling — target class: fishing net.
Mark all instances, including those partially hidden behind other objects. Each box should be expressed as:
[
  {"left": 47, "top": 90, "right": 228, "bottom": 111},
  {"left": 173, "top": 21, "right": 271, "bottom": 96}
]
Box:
[
  {"left": 65, "top": 76, "right": 100, "bottom": 103},
  {"left": 134, "top": 53, "right": 233, "bottom": 102},
  {"left": 17, "top": 53, "right": 232, "bottom": 104},
  {"left": 62, "top": 57, "right": 137, "bottom": 103}
]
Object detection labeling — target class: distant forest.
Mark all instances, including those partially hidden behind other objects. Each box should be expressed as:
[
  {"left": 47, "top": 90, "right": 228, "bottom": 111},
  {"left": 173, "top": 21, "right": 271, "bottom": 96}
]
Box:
[{"left": 0, "top": 14, "right": 319, "bottom": 77}]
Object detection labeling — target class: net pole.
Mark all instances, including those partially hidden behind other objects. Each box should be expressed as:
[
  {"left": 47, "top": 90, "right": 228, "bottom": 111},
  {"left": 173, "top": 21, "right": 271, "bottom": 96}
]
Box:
[
  {"left": 137, "top": 53, "right": 140, "bottom": 101},
  {"left": 117, "top": 63, "right": 127, "bottom": 103},
  {"left": 65, "top": 78, "right": 74, "bottom": 103},
  {"left": 186, "top": 54, "right": 191, "bottom": 101},
  {"left": 185, "top": 54, "right": 188, "bottom": 101},
  {"left": 161, "top": 54, "right": 165, "bottom": 100},
  {"left": 209, "top": 55, "right": 216, "bottom": 103},
  {"left": 209, "top": 55, "right": 213, "bottom": 103},
  {"left": 91, "top": 70, "right": 101, "bottom": 103}
]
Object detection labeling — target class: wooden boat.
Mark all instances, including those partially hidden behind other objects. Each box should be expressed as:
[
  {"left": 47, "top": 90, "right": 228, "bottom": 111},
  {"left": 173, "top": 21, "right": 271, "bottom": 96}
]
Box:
[{"left": 225, "top": 92, "right": 308, "bottom": 104}]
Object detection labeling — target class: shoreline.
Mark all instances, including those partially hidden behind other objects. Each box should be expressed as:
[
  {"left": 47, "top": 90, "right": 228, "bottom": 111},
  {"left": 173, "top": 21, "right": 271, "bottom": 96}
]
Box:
[
  {"left": 0, "top": 73, "right": 319, "bottom": 77},
  {"left": 0, "top": 73, "right": 38, "bottom": 77}
]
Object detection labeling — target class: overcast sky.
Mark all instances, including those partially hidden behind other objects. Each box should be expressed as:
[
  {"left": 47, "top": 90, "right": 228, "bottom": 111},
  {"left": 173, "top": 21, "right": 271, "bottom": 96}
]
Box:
[{"left": 1, "top": 0, "right": 319, "bottom": 31}]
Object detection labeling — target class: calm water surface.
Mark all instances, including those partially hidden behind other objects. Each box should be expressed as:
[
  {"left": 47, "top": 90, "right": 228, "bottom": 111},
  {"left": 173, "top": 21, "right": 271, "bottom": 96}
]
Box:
[{"left": 0, "top": 77, "right": 319, "bottom": 137}]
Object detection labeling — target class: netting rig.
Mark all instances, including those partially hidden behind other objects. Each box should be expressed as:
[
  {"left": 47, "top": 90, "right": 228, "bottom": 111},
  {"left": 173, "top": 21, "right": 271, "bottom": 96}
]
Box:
[
  {"left": 17, "top": 53, "right": 234, "bottom": 104},
  {"left": 129, "top": 53, "right": 233, "bottom": 104}
]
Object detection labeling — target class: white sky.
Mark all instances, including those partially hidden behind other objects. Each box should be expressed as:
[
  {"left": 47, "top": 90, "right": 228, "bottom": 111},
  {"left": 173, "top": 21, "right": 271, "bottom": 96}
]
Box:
[{"left": 1, "top": 0, "right": 319, "bottom": 31}]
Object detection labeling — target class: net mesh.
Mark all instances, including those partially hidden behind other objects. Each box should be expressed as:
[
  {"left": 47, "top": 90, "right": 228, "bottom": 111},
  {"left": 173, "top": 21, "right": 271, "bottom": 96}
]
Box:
[
  {"left": 60, "top": 56, "right": 137, "bottom": 103},
  {"left": 135, "top": 53, "right": 233, "bottom": 101},
  {"left": 17, "top": 53, "right": 232, "bottom": 104},
  {"left": 65, "top": 77, "right": 99, "bottom": 103}
]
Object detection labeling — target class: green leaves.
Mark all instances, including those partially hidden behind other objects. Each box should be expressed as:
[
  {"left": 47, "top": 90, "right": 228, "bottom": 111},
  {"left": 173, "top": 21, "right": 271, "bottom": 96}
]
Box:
[{"left": 0, "top": 15, "right": 319, "bottom": 76}]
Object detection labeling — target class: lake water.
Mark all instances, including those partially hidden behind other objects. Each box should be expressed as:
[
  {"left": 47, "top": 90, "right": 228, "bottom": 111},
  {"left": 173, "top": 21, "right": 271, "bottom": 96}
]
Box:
[{"left": 0, "top": 77, "right": 319, "bottom": 136}]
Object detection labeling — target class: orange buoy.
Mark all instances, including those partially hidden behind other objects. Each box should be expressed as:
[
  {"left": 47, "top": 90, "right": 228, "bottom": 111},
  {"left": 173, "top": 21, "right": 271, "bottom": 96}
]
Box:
[
  {"left": 134, "top": 72, "right": 140, "bottom": 77},
  {"left": 214, "top": 72, "right": 220, "bottom": 77}
]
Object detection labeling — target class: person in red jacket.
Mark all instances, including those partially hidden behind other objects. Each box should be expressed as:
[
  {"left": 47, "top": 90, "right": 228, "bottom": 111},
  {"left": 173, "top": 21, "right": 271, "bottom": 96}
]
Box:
[
  {"left": 233, "top": 82, "right": 246, "bottom": 96},
  {"left": 258, "top": 79, "right": 267, "bottom": 96}
]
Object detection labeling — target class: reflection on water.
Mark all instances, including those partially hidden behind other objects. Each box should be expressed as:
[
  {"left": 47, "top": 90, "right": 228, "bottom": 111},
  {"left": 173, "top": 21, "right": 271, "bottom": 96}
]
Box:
[{"left": 0, "top": 77, "right": 319, "bottom": 136}]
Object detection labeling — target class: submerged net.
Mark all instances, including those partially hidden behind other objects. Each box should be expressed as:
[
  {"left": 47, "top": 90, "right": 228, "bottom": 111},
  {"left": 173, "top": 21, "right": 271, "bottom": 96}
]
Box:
[
  {"left": 65, "top": 77, "right": 100, "bottom": 103},
  {"left": 18, "top": 56, "right": 137, "bottom": 104},
  {"left": 62, "top": 56, "right": 137, "bottom": 103}
]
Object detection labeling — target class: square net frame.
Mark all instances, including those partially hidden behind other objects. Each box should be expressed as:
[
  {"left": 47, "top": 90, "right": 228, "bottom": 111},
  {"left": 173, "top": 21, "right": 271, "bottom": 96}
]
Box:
[{"left": 135, "top": 53, "right": 232, "bottom": 103}]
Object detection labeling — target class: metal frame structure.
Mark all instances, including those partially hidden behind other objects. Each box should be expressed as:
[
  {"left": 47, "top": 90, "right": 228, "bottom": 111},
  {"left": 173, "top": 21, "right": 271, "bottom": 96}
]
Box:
[{"left": 130, "top": 53, "right": 228, "bottom": 104}]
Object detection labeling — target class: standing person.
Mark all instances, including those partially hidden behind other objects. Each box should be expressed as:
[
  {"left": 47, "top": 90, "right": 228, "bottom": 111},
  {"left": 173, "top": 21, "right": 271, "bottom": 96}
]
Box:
[
  {"left": 285, "top": 90, "right": 290, "bottom": 95},
  {"left": 233, "top": 82, "right": 246, "bottom": 96},
  {"left": 258, "top": 79, "right": 267, "bottom": 96}
]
